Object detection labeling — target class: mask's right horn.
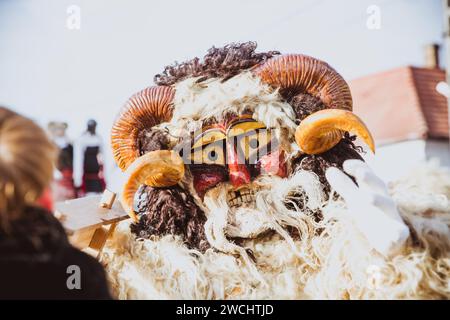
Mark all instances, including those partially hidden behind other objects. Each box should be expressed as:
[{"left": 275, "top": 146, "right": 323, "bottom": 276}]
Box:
[
  {"left": 294, "top": 109, "right": 375, "bottom": 154},
  {"left": 254, "top": 54, "right": 375, "bottom": 154}
]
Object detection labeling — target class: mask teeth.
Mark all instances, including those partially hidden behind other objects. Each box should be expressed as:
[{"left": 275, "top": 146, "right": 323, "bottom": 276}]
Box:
[{"left": 226, "top": 188, "right": 256, "bottom": 207}]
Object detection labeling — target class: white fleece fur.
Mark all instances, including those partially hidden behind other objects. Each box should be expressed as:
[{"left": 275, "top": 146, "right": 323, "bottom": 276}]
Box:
[
  {"left": 169, "top": 72, "right": 297, "bottom": 134},
  {"left": 102, "top": 161, "right": 450, "bottom": 300}
]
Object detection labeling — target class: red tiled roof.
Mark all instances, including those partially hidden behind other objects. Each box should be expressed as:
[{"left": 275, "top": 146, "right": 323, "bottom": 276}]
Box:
[{"left": 350, "top": 66, "right": 449, "bottom": 145}]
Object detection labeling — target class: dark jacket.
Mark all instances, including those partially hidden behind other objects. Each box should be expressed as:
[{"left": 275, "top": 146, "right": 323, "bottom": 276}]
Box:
[{"left": 0, "top": 206, "right": 112, "bottom": 300}]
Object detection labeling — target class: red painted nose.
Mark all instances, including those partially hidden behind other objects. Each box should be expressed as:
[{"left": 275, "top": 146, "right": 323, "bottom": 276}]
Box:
[{"left": 226, "top": 142, "right": 250, "bottom": 188}]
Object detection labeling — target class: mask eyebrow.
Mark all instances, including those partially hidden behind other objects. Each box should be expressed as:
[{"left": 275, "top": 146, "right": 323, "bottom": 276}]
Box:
[
  {"left": 227, "top": 120, "right": 266, "bottom": 138},
  {"left": 191, "top": 139, "right": 226, "bottom": 153},
  {"left": 192, "top": 129, "right": 226, "bottom": 149}
]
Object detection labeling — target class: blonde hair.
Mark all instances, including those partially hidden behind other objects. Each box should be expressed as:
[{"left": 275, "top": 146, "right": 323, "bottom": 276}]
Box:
[{"left": 0, "top": 107, "right": 56, "bottom": 228}]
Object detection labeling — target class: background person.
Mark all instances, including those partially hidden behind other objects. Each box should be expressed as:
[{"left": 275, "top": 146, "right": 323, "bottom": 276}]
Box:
[
  {"left": 48, "top": 121, "right": 76, "bottom": 201},
  {"left": 74, "top": 119, "right": 106, "bottom": 197}
]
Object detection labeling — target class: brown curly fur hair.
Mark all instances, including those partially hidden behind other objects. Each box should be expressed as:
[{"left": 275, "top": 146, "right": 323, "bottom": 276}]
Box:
[
  {"left": 154, "top": 42, "right": 279, "bottom": 86},
  {"left": 131, "top": 185, "right": 210, "bottom": 252}
]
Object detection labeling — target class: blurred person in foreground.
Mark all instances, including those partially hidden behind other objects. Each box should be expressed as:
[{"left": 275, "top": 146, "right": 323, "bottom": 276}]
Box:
[
  {"left": 48, "top": 121, "right": 76, "bottom": 201},
  {"left": 0, "top": 107, "right": 112, "bottom": 299},
  {"left": 74, "top": 119, "right": 106, "bottom": 197}
]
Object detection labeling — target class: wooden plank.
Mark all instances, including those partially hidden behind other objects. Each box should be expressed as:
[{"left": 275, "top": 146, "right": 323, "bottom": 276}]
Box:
[
  {"left": 82, "top": 223, "right": 118, "bottom": 259},
  {"left": 69, "top": 227, "right": 97, "bottom": 250},
  {"left": 89, "top": 226, "right": 110, "bottom": 251},
  {"left": 99, "top": 189, "right": 117, "bottom": 209},
  {"left": 54, "top": 195, "right": 129, "bottom": 235}
]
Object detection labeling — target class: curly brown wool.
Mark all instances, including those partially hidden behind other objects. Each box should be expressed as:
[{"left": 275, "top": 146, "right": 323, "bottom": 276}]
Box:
[
  {"left": 131, "top": 185, "right": 210, "bottom": 252},
  {"left": 154, "top": 42, "right": 280, "bottom": 86},
  {"left": 292, "top": 133, "right": 364, "bottom": 197},
  {"left": 289, "top": 93, "right": 326, "bottom": 123},
  {"left": 137, "top": 129, "right": 170, "bottom": 156}
]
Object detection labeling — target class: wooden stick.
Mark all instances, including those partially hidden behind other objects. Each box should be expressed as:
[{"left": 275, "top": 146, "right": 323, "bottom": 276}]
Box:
[{"left": 54, "top": 190, "right": 129, "bottom": 258}]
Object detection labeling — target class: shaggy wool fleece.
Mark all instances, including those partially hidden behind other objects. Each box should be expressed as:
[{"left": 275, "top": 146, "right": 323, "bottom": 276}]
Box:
[
  {"left": 102, "top": 160, "right": 450, "bottom": 300},
  {"left": 160, "top": 72, "right": 297, "bottom": 138}
]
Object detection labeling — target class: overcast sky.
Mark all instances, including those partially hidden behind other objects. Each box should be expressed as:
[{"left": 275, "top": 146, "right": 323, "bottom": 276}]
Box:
[{"left": 0, "top": 0, "right": 444, "bottom": 167}]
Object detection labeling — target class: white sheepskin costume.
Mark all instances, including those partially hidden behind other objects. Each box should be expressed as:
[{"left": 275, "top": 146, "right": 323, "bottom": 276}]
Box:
[{"left": 102, "top": 160, "right": 450, "bottom": 300}]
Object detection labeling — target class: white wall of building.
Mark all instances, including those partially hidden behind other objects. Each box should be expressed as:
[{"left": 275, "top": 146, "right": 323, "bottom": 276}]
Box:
[{"left": 363, "top": 139, "right": 449, "bottom": 183}]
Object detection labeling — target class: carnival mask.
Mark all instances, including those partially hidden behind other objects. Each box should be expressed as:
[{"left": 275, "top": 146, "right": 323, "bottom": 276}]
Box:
[{"left": 110, "top": 42, "right": 375, "bottom": 251}]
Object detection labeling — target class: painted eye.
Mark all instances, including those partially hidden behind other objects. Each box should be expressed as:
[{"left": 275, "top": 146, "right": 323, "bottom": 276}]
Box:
[
  {"left": 249, "top": 138, "right": 259, "bottom": 149},
  {"left": 237, "top": 129, "right": 272, "bottom": 163},
  {"left": 191, "top": 141, "right": 225, "bottom": 166},
  {"left": 208, "top": 150, "right": 218, "bottom": 161}
]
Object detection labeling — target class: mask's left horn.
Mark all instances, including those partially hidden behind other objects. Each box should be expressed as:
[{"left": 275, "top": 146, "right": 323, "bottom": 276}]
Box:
[
  {"left": 111, "top": 86, "right": 185, "bottom": 221},
  {"left": 111, "top": 86, "right": 175, "bottom": 172}
]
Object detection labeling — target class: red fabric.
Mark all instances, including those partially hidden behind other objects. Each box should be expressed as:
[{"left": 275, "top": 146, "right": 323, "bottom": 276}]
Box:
[
  {"left": 53, "top": 169, "right": 76, "bottom": 202},
  {"left": 36, "top": 188, "right": 54, "bottom": 212},
  {"left": 79, "top": 165, "right": 106, "bottom": 197}
]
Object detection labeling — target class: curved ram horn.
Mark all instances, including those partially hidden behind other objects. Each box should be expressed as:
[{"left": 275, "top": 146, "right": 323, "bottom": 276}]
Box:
[
  {"left": 254, "top": 54, "right": 353, "bottom": 111},
  {"left": 255, "top": 54, "right": 375, "bottom": 154},
  {"left": 111, "top": 86, "right": 175, "bottom": 171},
  {"left": 295, "top": 109, "right": 375, "bottom": 155},
  {"left": 121, "top": 150, "right": 185, "bottom": 221}
]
